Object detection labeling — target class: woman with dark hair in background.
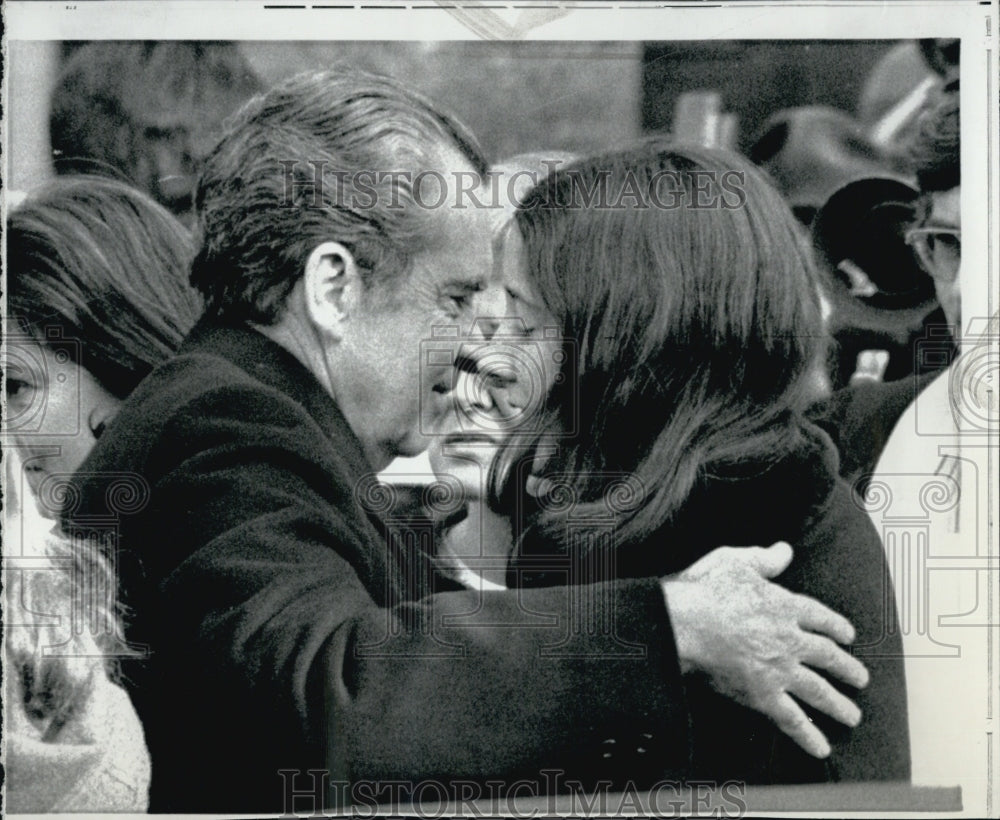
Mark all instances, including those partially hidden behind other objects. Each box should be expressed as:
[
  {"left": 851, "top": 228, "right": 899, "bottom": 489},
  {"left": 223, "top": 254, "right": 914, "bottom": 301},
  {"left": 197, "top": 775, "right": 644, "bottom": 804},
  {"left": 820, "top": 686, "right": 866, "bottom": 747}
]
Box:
[
  {"left": 452, "top": 141, "right": 909, "bottom": 784},
  {"left": 3, "top": 175, "right": 202, "bottom": 811},
  {"left": 6, "top": 175, "right": 202, "bottom": 502}
]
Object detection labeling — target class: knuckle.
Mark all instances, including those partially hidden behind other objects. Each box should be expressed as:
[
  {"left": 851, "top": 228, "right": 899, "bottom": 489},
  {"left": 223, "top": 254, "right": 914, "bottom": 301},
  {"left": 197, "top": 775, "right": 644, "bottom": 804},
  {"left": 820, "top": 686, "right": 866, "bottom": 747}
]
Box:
[
  {"left": 778, "top": 624, "right": 806, "bottom": 652},
  {"left": 771, "top": 709, "right": 796, "bottom": 733},
  {"left": 822, "top": 640, "right": 842, "bottom": 665},
  {"left": 790, "top": 592, "right": 815, "bottom": 615},
  {"left": 797, "top": 673, "right": 827, "bottom": 703}
]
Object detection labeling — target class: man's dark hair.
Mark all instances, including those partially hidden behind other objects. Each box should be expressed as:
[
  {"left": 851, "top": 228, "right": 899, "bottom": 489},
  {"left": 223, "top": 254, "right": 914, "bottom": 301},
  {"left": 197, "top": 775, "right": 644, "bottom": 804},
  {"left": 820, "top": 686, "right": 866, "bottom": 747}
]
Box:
[
  {"left": 190, "top": 67, "right": 490, "bottom": 324},
  {"left": 908, "top": 77, "right": 959, "bottom": 193}
]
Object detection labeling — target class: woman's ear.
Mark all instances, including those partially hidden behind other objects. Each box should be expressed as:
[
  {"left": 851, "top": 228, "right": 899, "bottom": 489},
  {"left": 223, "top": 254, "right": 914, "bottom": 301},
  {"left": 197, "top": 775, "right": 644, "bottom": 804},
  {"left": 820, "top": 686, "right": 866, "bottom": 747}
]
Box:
[{"left": 302, "top": 241, "right": 362, "bottom": 339}]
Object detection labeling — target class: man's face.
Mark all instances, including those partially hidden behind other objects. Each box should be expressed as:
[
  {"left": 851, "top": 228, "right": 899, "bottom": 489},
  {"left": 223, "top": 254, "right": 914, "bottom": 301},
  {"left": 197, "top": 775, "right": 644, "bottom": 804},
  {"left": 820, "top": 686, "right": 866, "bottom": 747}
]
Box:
[
  {"left": 335, "top": 154, "right": 504, "bottom": 470},
  {"left": 429, "top": 227, "right": 562, "bottom": 498},
  {"left": 909, "top": 186, "right": 961, "bottom": 335},
  {"left": 924, "top": 186, "right": 962, "bottom": 334}
]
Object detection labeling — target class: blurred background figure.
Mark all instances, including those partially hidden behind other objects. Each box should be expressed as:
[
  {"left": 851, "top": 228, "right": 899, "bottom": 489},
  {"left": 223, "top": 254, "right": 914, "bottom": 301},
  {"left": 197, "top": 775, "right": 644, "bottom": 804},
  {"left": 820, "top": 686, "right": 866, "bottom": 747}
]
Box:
[
  {"left": 904, "top": 76, "right": 961, "bottom": 337},
  {"left": 746, "top": 38, "right": 957, "bottom": 227},
  {"left": 860, "top": 75, "right": 992, "bottom": 796},
  {"left": 746, "top": 39, "right": 959, "bottom": 388},
  {"left": 857, "top": 38, "right": 959, "bottom": 151},
  {"left": 49, "top": 42, "right": 263, "bottom": 223},
  {"left": 808, "top": 78, "right": 962, "bottom": 493}
]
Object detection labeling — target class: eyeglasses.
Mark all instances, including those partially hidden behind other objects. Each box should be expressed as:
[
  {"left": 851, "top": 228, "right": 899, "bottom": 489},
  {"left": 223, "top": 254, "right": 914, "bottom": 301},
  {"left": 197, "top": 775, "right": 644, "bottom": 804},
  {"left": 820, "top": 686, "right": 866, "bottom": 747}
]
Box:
[{"left": 904, "top": 226, "right": 961, "bottom": 283}]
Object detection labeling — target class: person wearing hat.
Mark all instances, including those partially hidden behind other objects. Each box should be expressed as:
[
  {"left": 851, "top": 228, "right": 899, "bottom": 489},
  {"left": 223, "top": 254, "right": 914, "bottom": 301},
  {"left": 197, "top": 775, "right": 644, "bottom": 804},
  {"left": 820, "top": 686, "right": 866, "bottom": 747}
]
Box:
[{"left": 809, "top": 78, "right": 960, "bottom": 494}]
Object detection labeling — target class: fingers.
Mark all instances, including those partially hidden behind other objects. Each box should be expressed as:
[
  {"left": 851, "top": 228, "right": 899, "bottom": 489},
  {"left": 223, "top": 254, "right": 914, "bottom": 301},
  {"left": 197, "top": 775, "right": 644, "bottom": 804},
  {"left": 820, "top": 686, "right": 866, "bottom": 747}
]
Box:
[
  {"left": 683, "top": 541, "right": 793, "bottom": 581},
  {"left": 794, "top": 594, "right": 857, "bottom": 645},
  {"left": 787, "top": 666, "right": 862, "bottom": 729},
  {"left": 768, "top": 692, "right": 831, "bottom": 759},
  {"left": 741, "top": 541, "right": 794, "bottom": 578},
  {"left": 800, "top": 634, "right": 870, "bottom": 689}
]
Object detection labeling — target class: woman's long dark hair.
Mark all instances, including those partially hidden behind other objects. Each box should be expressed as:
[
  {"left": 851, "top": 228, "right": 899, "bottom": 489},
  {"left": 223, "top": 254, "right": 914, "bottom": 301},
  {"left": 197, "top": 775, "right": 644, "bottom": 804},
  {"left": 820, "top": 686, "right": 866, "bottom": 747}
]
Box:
[
  {"left": 493, "top": 141, "right": 829, "bottom": 549},
  {"left": 7, "top": 175, "right": 202, "bottom": 398}
]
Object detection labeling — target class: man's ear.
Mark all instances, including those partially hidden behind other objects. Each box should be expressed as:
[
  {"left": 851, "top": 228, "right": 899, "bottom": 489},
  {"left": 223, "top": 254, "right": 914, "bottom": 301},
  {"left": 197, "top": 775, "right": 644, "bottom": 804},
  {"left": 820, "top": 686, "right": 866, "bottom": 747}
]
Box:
[{"left": 302, "top": 241, "right": 363, "bottom": 338}]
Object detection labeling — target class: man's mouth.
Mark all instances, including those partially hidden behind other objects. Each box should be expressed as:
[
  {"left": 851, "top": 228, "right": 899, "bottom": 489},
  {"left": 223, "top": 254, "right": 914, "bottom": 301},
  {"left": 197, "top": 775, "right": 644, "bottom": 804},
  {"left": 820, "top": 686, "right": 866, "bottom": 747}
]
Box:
[{"left": 442, "top": 432, "right": 501, "bottom": 446}]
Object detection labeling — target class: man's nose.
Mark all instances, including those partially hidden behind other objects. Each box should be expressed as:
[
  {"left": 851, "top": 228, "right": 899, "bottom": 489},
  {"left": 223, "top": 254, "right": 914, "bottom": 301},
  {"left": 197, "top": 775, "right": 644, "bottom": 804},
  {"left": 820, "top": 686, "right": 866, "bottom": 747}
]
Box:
[
  {"left": 452, "top": 363, "right": 501, "bottom": 428},
  {"left": 466, "top": 283, "right": 510, "bottom": 341}
]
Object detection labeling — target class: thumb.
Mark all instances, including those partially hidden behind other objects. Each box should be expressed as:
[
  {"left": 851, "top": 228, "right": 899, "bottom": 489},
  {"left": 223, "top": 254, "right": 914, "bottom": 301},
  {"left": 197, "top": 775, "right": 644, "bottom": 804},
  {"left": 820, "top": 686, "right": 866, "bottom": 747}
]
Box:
[{"left": 743, "top": 541, "right": 794, "bottom": 578}]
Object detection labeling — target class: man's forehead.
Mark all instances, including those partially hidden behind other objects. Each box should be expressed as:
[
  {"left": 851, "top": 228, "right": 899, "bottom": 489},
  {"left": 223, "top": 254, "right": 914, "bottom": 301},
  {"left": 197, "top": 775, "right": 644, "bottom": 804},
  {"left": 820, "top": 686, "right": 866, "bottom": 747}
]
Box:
[
  {"left": 418, "top": 189, "right": 494, "bottom": 290},
  {"left": 436, "top": 157, "right": 494, "bottom": 235},
  {"left": 492, "top": 223, "right": 538, "bottom": 305}
]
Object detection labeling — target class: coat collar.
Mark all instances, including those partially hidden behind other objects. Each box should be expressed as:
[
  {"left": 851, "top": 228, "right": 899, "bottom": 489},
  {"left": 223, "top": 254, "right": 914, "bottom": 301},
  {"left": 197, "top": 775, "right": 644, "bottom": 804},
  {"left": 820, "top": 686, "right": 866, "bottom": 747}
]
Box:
[
  {"left": 178, "top": 317, "right": 375, "bottom": 481},
  {"left": 510, "top": 418, "right": 844, "bottom": 583}
]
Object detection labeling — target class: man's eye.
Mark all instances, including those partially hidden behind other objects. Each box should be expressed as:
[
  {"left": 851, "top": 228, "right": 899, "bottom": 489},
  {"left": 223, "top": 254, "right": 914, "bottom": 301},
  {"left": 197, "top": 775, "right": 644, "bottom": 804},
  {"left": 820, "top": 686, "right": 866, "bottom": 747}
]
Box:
[
  {"left": 445, "top": 293, "right": 472, "bottom": 316},
  {"left": 932, "top": 234, "right": 961, "bottom": 254}
]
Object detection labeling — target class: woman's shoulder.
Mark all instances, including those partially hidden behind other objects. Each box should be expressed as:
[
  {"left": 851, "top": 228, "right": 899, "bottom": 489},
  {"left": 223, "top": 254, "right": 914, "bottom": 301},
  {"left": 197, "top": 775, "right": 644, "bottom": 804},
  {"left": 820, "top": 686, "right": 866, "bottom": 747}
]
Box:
[{"left": 510, "top": 417, "right": 876, "bottom": 583}]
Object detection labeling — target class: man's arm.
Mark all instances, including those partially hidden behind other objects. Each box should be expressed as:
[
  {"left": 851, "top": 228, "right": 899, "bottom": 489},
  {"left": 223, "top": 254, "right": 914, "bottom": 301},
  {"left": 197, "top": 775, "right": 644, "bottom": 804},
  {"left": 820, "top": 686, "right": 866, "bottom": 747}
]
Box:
[
  {"left": 147, "top": 384, "right": 689, "bottom": 785},
  {"left": 138, "top": 382, "right": 865, "bottom": 785}
]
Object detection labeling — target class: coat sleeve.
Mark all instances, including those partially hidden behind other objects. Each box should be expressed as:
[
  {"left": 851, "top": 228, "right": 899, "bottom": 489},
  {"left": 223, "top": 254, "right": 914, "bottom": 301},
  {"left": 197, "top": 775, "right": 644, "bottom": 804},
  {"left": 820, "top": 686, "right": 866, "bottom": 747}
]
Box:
[
  {"left": 780, "top": 481, "right": 911, "bottom": 783},
  {"left": 142, "top": 383, "right": 691, "bottom": 790},
  {"left": 807, "top": 376, "right": 931, "bottom": 493}
]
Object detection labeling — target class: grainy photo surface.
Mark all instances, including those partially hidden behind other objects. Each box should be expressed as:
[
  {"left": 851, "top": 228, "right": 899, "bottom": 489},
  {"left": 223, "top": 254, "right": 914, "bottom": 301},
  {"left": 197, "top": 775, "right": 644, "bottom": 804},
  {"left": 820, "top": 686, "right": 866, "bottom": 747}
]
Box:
[{"left": 2, "top": 2, "right": 997, "bottom": 817}]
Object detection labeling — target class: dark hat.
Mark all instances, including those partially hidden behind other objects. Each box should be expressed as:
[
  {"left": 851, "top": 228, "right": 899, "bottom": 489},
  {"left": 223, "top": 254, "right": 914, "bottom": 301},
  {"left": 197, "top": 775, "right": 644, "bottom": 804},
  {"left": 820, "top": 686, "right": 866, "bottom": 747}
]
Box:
[
  {"left": 749, "top": 106, "right": 901, "bottom": 222},
  {"left": 812, "top": 176, "right": 937, "bottom": 341}
]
